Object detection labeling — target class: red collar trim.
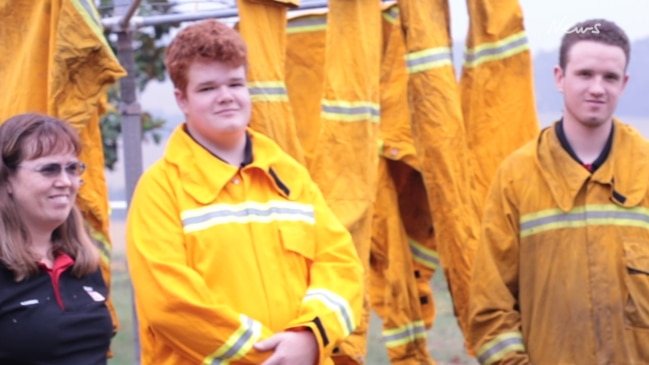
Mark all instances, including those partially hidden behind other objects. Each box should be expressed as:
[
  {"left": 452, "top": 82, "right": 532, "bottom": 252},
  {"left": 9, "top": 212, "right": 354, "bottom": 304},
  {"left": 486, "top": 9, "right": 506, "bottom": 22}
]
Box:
[{"left": 38, "top": 253, "right": 74, "bottom": 273}]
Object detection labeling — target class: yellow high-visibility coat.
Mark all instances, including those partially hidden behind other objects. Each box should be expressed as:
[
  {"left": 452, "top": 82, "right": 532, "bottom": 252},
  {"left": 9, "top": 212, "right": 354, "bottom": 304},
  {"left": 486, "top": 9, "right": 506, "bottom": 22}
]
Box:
[
  {"left": 285, "top": 11, "right": 327, "bottom": 167},
  {"left": 460, "top": 0, "right": 539, "bottom": 210},
  {"left": 396, "top": 0, "right": 480, "bottom": 342},
  {"left": 469, "top": 120, "right": 649, "bottom": 365},
  {"left": 237, "top": 0, "right": 304, "bottom": 164},
  {"left": 368, "top": 5, "right": 438, "bottom": 364},
  {"left": 286, "top": 2, "right": 382, "bottom": 363},
  {"left": 127, "top": 126, "right": 364, "bottom": 365}
]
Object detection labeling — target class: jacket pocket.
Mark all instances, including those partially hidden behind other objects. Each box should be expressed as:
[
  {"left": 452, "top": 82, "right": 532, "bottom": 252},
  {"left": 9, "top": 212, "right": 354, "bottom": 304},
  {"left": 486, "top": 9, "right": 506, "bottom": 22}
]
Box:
[
  {"left": 279, "top": 225, "right": 316, "bottom": 261},
  {"left": 623, "top": 240, "right": 649, "bottom": 329},
  {"left": 278, "top": 225, "right": 316, "bottom": 306},
  {"left": 279, "top": 225, "right": 316, "bottom": 280}
]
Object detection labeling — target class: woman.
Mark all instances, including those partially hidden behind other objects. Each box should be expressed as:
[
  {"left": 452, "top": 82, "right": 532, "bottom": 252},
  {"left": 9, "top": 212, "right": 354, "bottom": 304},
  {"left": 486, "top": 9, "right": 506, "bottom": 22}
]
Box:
[{"left": 0, "top": 113, "right": 112, "bottom": 364}]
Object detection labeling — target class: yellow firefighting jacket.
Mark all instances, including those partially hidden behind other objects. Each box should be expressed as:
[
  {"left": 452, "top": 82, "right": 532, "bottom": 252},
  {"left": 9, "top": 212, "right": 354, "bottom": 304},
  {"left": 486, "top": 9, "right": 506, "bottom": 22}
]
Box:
[
  {"left": 367, "top": 6, "right": 438, "bottom": 363},
  {"left": 126, "top": 125, "right": 363, "bottom": 365},
  {"left": 469, "top": 120, "right": 649, "bottom": 365},
  {"left": 396, "top": 0, "right": 480, "bottom": 340},
  {"left": 237, "top": 0, "right": 305, "bottom": 164}
]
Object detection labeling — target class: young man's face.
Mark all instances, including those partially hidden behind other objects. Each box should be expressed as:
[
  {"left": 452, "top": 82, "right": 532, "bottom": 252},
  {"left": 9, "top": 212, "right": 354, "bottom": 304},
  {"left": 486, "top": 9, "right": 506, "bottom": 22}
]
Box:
[
  {"left": 175, "top": 60, "right": 251, "bottom": 148},
  {"left": 554, "top": 40, "right": 628, "bottom": 129}
]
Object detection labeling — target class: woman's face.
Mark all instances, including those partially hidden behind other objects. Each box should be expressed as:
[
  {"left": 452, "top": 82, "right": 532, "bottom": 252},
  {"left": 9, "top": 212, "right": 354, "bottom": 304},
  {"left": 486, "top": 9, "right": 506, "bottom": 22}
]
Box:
[{"left": 7, "top": 151, "right": 84, "bottom": 234}]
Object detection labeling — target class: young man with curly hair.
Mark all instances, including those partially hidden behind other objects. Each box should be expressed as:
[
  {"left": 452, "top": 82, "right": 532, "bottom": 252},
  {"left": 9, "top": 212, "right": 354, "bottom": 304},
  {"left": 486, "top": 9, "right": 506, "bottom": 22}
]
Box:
[{"left": 126, "top": 19, "right": 363, "bottom": 365}]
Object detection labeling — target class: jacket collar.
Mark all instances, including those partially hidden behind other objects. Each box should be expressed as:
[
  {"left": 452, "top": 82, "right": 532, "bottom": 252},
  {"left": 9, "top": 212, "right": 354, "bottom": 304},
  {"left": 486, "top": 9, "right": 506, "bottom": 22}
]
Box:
[
  {"left": 537, "top": 119, "right": 649, "bottom": 211},
  {"left": 164, "top": 125, "right": 295, "bottom": 204}
]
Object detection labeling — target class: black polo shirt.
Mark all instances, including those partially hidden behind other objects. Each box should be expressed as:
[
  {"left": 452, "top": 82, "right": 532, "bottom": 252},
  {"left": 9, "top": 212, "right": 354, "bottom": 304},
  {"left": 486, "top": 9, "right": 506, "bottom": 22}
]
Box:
[{"left": 0, "top": 256, "right": 112, "bottom": 364}]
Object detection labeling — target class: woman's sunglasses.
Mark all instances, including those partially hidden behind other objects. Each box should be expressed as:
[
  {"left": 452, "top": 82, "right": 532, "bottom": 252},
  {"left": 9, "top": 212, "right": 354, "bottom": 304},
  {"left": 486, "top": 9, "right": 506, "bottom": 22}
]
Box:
[{"left": 18, "top": 161, "right": 86, "bottom": 178}]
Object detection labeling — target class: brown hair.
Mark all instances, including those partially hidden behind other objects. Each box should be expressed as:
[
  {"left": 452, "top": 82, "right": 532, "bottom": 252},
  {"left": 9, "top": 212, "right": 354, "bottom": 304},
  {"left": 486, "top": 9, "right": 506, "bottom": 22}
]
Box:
[
  {"left": 165, "top": 19, "right": 248, "bottom": 93},
  {"left": 559, "top": 19, "right": 631, "bottom": 70},
  {"left": 0, "top": 113, "right": 99, "bottom": 281}
]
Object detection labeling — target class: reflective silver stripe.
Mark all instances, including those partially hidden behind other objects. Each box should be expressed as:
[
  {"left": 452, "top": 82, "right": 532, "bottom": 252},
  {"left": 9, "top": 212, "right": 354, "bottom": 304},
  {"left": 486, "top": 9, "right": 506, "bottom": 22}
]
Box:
[
  {"left": 463, "top": 32, "right": 529, "bottom": 68},
  {"left": 72, "top": 0, "right": 111, "bottom": 49},
  {"left": 182, "top": 201, "right": 315, "bottom": 233},
  {"left": 321, "top": 100, "right": 380, "bottom": 123},
  {"left": 520, "top": 205, "right": 649, "bottom": 238},
  {"left": 287, "top": 16, "right": 327, "bottom": 34},
  {"left": 405, "top": 47, "right": 453, "bottom": 74},
  {"left": 409, "top": 239, "right": 439, "bottom": 270},
  {"left": 382, "top": 320, "right": 427, "bottom": 348},
  {"left": 476, "top": 331, "right": 525, "bottom": 365},
  {"left": 203, "top": 315, "right": 262, "bottom": 364},
  {"left": 304, "top": 288, "right": 355, "bottom": 336},
  {"left": 248, "top": 81, "right": 289, "bottom": 102},
  {"left": 89, "top": 229, "right": 111, "bottom": 267},
  {"left": 76, "top": 0, "right": 101, "bottom": 27},
  {"left": 382, "top": 6, "right": 399, "bottom": 24}
]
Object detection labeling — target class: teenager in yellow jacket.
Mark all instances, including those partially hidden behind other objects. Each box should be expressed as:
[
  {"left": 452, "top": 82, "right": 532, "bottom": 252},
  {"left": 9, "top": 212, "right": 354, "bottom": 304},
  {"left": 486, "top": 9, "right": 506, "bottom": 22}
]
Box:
[
  {"left": 469, "top": 19, "right": 649, "bottom": 365},
  {"left": 126, "top": 19, "right": 363, "bottom": 365}
]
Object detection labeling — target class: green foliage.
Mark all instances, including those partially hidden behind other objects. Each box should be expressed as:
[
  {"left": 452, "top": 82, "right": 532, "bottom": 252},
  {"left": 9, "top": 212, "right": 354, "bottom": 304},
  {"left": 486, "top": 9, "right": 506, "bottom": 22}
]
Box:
[{"left": 99, "top": 0, "right": 180, "bottom": 170}]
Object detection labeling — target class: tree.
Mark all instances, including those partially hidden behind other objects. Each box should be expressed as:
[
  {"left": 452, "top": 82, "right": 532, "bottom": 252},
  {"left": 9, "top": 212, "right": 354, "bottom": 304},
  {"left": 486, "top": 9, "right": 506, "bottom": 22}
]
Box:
[{"left": 98, "top": 0, "right": 180, "bottom": 169}]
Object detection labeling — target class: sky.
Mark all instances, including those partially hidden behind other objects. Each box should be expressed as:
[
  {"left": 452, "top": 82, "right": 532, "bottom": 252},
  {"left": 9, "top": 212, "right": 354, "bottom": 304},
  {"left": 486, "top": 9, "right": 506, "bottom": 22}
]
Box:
[{"left": 450, "top": 0, "right": 649, "bottom": 53}]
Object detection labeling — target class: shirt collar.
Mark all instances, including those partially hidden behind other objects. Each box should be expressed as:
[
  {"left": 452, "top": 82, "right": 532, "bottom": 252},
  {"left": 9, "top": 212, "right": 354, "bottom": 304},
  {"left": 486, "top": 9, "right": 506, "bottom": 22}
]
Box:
[{"left": 555, "top": 118, "right": 614, "bottom": 173}]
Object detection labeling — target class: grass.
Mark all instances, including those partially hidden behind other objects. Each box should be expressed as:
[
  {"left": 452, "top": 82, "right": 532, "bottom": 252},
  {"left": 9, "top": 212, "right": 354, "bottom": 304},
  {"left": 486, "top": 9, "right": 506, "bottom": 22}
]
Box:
[{"left": 107, "top": 253, "right": 476, "bottom": 365}]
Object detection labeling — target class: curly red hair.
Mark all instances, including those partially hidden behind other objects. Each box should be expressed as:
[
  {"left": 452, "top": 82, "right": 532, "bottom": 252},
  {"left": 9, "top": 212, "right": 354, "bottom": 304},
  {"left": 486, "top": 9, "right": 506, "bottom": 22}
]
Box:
[{"left": 165, "top": 19, "right": 248, "bottom": 93}]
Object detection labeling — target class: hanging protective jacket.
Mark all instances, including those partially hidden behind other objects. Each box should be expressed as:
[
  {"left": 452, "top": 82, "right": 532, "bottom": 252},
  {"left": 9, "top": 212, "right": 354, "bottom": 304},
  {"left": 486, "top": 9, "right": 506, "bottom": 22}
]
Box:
[
  {"left": 294, "top": 1, "right": 382, "bottom": 363},
  {"left": 469, "top": 120, "right": 649, "bottom": 365},
  {"left": 396, "top": 0, "right": 480, "bottom": 342},
  {"left": 460, "top": 0, "right": 539, "bottom": 211},
  {"left": 237, "top": 0, "right": 305, "bottom": 164},
  {"left": 368, "top": 5, "right": 438, "bottom": 364},
  {"left": 127, "top": 125, "right": 364, "bottom": 365},
  {"left": 285, "top": 11, "right": 327, "bottom": 166}
]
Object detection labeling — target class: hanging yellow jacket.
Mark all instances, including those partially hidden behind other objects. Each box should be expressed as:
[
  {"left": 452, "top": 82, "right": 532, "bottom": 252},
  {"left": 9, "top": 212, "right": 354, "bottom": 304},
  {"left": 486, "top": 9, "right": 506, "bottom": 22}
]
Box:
[
  {"left": 0, "top": 0, "right": 125, "bottom": 335},
  {"left": 237, "top": 0, "right": 305, "bottom": 164},
  {"left": 460, "top": 0, "right": 539, "bottom": 211},
  {"left": 285, "top": 11, "right": 327, "bottom": 166},
  {"left": 396, "top": 0, "right": 480, "bottom": 341},
  {"left": 370, "top": 160, "right": 438, "bottom": 365},
  {"left": 368, "top": 5, "right": 438, "bottom": 364},
  {"left": 290, "top": 1, "right": 382, "bottom": 364},
  {"left": 469, "top": 120, "right": 649, "bottom": 365},
  {"left": 126, "top": 125, "right": 364, "bottom": 365},
  {"left": 393, "top": 165, "right": 439, "bottom": 333}
]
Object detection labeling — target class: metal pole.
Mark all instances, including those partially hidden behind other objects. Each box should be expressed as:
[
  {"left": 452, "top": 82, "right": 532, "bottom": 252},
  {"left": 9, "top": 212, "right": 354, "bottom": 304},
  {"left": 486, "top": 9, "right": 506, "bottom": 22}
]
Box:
[
  {"left": 114, "top": 1, "right": 143, "bottom": 214},
  {"left": 118, "top": 0, "right": 143, "bottom": 29},
  {"left": 102, "top": 0, "right": 333, "bottom": 30},
  {"left": 113, "top": 1, "right": 143, "bottom": 364}
]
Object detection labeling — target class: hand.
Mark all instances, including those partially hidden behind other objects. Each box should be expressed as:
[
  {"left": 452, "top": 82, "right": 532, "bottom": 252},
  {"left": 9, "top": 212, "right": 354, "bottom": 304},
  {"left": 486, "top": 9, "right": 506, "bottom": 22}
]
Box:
[{"left": 254, "top": 330, "right": 318, "bottom": 365}]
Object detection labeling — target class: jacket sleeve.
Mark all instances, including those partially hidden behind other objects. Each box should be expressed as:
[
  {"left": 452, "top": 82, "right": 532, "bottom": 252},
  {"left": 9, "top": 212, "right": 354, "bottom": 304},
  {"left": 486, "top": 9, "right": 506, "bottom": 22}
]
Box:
[
  {"left": 468, "top": 166, "right": 531, "bottom": 365},
  {"left": 283, "top": 181, "right": 364, "bottom": 363},
  {"left": 126, "top": 167, "right": 273, "bottom": 364}
]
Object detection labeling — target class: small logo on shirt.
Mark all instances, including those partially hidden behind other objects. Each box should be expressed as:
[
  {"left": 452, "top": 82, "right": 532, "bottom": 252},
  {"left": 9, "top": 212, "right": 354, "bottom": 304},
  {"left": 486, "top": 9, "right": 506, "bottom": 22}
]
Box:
[
  {"left": 20, "top": 299, "right": 39, "bottom": 306},
  {"left": 83, "top": 286, "right": 105, "bottom": 302}
]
